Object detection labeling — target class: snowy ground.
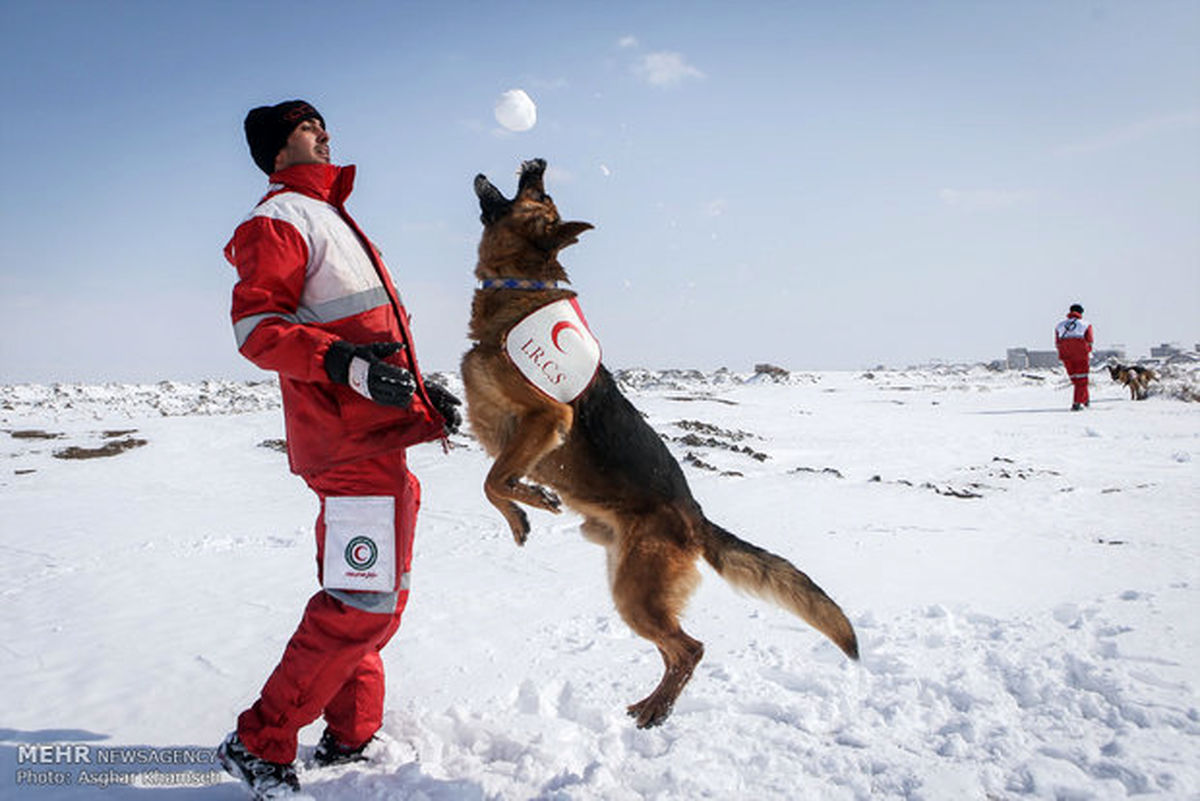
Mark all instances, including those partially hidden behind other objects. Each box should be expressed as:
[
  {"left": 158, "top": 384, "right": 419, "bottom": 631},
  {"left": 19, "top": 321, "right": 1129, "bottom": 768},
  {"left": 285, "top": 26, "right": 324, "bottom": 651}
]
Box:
[{"left": 1, "top": 365, "right": 1197, "bottom": 800}]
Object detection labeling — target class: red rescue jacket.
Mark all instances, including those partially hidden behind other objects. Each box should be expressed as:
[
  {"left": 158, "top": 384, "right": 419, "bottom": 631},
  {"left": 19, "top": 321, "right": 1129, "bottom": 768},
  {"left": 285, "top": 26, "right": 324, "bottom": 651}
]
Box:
[
  {"left": 1054, "top": 311, "right": 1093, "bottom": 371},
  {"left": 225, "top": 163, "right": 444, "bottom": 475}
]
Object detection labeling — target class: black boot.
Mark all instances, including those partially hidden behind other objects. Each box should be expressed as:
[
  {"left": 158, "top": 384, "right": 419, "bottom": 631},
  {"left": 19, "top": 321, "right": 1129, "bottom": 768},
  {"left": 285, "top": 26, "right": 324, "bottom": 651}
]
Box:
[
  {"left": 312, "top": 728, "right": 374, "bottom": 768},
  {"left": 218, "top": 732, "right": 301, "bottom": 799}
]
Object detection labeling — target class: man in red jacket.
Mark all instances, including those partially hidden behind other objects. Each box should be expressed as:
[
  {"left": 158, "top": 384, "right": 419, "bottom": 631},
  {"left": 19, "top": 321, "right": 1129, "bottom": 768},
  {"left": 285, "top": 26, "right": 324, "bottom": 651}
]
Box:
[
  {"left": 1055, "top": 303, "right": 1094, "bottom": 411},
  {"left": 217, "top": 100, "right": 461, "bottom": 800}
]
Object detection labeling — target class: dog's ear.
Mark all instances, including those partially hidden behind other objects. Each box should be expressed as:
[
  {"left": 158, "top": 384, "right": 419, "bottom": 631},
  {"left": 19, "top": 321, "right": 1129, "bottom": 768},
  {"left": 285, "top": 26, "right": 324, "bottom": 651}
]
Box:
[
  {"left": 475, "top": 174, "right": 512, "bottom": 224},
  {"left": 517, "top": 158, "right": 547, "bottom": 197},
  {"left": 552, "top": 221, "right": 594, "bottom": 249}
]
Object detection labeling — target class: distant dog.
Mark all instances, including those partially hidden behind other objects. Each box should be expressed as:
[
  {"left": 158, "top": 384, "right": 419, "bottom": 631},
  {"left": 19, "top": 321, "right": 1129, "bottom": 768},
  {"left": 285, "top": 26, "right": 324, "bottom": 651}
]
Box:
[
  {"left": 461, "top": 159, "right": 858, "bottom": 728},
  {"left": 1107, "top": 363, "right": 1157, "bottom": 400}
]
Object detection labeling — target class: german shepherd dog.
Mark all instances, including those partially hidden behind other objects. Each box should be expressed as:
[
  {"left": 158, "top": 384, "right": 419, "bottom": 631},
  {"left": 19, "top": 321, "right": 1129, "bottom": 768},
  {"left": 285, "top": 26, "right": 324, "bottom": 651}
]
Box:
[
  {"left": 461, "top": 159, "right": 858, "bottom": 728},
  {"left": 1107, "top": 363, "right": 1157, "bottom": 400}
]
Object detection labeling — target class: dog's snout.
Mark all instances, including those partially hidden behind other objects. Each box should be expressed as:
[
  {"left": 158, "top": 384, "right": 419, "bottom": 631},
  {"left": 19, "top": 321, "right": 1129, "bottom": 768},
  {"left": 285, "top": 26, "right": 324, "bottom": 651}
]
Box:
[
  {"left": 520, "top": 158, "right": 546, "bottom": 177},
  {"left": 518, "top": 158, "right": 548, "bottom": 195}
]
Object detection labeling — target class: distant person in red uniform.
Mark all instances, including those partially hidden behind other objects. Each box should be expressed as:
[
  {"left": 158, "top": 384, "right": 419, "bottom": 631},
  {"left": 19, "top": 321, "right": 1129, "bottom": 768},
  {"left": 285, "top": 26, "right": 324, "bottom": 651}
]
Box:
[
  {"left": 216, "top": 100, "right": 461, "bottom": 800},
  {"left": 1055, "top": 303, "right": 1094, "bottom": 411}
]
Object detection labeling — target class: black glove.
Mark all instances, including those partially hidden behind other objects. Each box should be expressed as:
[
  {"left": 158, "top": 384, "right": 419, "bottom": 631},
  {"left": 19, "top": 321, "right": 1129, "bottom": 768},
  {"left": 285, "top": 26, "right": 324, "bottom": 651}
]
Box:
[
  {"left": 425, "top": 381, "right": 463, "bottom": 435},
  {"left": 324, "top": 340, "right": 415, "bottom": 408}
]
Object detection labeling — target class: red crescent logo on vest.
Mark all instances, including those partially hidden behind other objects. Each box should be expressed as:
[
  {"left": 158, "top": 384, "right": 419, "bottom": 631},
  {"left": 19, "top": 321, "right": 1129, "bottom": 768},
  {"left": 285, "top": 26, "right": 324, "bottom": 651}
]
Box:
[
  {"left": 551, "top": 321, "right": 582, "bottom": 352},
  {"left": 505, "top": 298, "right": 601, "bottom": 403}
]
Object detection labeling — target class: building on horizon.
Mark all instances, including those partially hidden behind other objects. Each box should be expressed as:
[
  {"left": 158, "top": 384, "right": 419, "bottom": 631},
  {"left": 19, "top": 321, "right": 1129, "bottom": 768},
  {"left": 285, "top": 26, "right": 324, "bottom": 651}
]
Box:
[
  {"left": 1150, "top": 343, "right": 1183, "bottom": 358},
  {"left": 1006, "top": 348, "right": 1029, "bottom": 369},
  {"left": 1005, "top": 345, "right": 1124, "bottom": 369},
  {"left": 1092, "top": 346, "right": 1126, "bottom": 364},
  {"left": 1028, "top": 351, "right": 1060, "bottom": 369}
]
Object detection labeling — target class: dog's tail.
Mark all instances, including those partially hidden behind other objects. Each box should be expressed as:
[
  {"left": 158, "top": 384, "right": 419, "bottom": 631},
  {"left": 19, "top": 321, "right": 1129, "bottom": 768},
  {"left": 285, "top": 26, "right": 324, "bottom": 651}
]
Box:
[{"left": 698, "top": 520, "right": 859, "bottom": 660}]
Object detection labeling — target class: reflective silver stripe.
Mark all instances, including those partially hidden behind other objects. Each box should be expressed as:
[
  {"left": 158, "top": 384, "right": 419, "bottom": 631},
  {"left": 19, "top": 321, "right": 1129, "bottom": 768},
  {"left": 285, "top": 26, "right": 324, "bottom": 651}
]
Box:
[
  {"left": 324, "top": 572, "right": 411, "bottom": 614},
  {"left": 326, "top": 589, "right": 398, "bottom": 614},
  {"left": 295, "top": 286, "right": 390, "bottom": 325},
  {"left": 233, "top": 288, "right": 391, "bottom": 348},
  {"left": 233, "top": 312, "right": 299, "bottom": 348}
]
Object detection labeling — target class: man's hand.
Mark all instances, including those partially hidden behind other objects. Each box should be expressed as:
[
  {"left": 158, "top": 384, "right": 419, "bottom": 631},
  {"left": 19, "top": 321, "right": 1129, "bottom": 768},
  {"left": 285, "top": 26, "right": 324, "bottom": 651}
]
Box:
[
  {"left": 324, "top": 341, "right": 415, "bottom": 408},
  {"left": 425, "top": 381, "right": 463, "bottom": 435}
]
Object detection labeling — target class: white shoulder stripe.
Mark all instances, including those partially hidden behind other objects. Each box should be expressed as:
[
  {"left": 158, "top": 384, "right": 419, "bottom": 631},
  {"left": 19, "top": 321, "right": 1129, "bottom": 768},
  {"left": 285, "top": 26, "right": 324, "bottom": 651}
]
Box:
[
  {"left": 248, "top": 191, "right": 324, "bottom": 226},
  {"left": 238, "top": 189, "right": 396, "bottom": 328}
]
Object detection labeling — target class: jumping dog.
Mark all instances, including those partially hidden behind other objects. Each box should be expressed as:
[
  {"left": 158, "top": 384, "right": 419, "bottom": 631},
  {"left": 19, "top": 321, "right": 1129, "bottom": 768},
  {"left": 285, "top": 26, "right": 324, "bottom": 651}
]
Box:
[{"left": 460, "top": 159, "right": 858, "bottom": 728}]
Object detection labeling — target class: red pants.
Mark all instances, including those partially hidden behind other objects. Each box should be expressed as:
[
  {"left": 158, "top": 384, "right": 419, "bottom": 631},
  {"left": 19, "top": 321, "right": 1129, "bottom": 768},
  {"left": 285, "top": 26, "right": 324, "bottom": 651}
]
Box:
[
  {"left": 237, "top": 450, "right": 419, "bottom": 764},
  {"left": 1062, "top": 357, "right": 1090, "bottom": 406}
]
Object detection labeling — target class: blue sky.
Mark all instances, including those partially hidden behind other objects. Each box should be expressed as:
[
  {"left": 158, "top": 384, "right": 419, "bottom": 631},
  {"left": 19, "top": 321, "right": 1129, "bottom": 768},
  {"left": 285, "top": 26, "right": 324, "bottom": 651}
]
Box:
[{"left": 1, "top": 0, "right": 1197, "bottom": 383}]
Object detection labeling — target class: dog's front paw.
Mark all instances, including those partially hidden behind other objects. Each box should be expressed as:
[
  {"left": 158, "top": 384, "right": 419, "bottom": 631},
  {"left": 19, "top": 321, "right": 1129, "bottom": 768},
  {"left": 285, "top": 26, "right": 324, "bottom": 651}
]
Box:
[
  {"left": 507, "top": 504, "right": 530, "bottom": 546},
  {"left": 530, "top": 484, "right": 562, "bottom": 513}
]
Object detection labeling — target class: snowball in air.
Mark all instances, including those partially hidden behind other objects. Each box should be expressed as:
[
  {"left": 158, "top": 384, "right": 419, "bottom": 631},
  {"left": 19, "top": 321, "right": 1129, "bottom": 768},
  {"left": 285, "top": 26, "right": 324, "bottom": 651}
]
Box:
[{"left": 494, "top": 89, "right": 537, "bottom": 132}]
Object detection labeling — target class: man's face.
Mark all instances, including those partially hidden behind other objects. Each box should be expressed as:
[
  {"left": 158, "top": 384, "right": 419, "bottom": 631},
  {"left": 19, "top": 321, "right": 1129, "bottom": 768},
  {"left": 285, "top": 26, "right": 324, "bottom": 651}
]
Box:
[{"left": 274, "top": 118, "right": 330, "bottom": 171}]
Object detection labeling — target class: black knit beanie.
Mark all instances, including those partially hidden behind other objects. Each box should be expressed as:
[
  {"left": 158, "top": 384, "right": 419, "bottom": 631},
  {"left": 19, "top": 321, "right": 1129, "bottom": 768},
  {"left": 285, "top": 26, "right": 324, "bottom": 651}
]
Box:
[
  {"left": 1070, "top": 303, "right": 1084, "bottom": 314},
  {"left": 243, "top": 100, "right": 324, "bottom": 175}
]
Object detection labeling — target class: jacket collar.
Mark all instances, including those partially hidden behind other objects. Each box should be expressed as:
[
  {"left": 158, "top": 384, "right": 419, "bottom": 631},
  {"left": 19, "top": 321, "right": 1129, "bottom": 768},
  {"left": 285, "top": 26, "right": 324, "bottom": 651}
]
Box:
[
  {"left": 267, "top": 163, "right": 357, "bottom": 206},
  {"left": 1067, "top": 311, "right": 1082, "bottom": 319}
]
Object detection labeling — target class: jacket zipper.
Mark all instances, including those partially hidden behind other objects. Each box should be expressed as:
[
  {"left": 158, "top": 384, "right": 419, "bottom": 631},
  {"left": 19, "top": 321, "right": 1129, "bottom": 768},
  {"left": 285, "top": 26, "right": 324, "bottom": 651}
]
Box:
[{"left": 336, "top": 207, "right": 437, "bottom": 415}]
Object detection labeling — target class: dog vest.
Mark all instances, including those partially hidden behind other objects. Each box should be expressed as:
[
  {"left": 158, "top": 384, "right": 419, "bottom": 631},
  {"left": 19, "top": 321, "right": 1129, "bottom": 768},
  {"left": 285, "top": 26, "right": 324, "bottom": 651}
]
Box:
[{"left": 504, "top": 298, "right": 602, "bottom": 403}]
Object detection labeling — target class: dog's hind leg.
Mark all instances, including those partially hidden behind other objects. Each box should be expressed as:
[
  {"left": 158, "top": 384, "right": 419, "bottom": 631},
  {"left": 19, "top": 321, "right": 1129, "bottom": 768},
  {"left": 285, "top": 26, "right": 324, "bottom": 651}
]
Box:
[
  {"left": 610, "top": 516, "right": 705, "bottom": 728},
  {"left": 581, "top": 517, "right": 619, "bottom": 589},
  {"left": 484, "top": 406, "right": 572, "bottom": 545},
  {"left": 625, "top": 633, "right": 704, "bottom": 729},
  {"left": 580, "top": 518, "right": 616, "bottom": 547}
]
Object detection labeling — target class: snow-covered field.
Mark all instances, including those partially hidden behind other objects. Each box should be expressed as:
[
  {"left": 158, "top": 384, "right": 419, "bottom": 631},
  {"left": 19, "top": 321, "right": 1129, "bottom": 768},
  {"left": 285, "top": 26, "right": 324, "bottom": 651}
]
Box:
[{"left": 2, "top": 365, "right": 1197, "bottom": 800}]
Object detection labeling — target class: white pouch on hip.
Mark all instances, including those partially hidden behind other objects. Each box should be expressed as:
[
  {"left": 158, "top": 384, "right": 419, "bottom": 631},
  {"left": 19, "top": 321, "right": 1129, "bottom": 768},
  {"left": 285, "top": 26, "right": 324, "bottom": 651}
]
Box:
[{"left": 322, "top": 496, "right": 396, "bottom": 593}]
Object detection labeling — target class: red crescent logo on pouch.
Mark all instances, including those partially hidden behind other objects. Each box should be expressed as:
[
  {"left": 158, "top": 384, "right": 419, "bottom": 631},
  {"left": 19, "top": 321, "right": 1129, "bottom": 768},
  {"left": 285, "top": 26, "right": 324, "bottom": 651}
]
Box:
[
  {"left": 551, "top": 321, "right": 581, "bottom": 352},
  {"left": 344, "top": 536, "right": 378, "bottom": 570}
]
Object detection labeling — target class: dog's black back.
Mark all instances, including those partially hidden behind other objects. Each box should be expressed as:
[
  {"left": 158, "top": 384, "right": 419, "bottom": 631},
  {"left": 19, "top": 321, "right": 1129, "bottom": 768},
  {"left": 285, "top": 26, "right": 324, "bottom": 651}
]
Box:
[{"left": 569, "top": 366, "right": 694, "bottom": 508}]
